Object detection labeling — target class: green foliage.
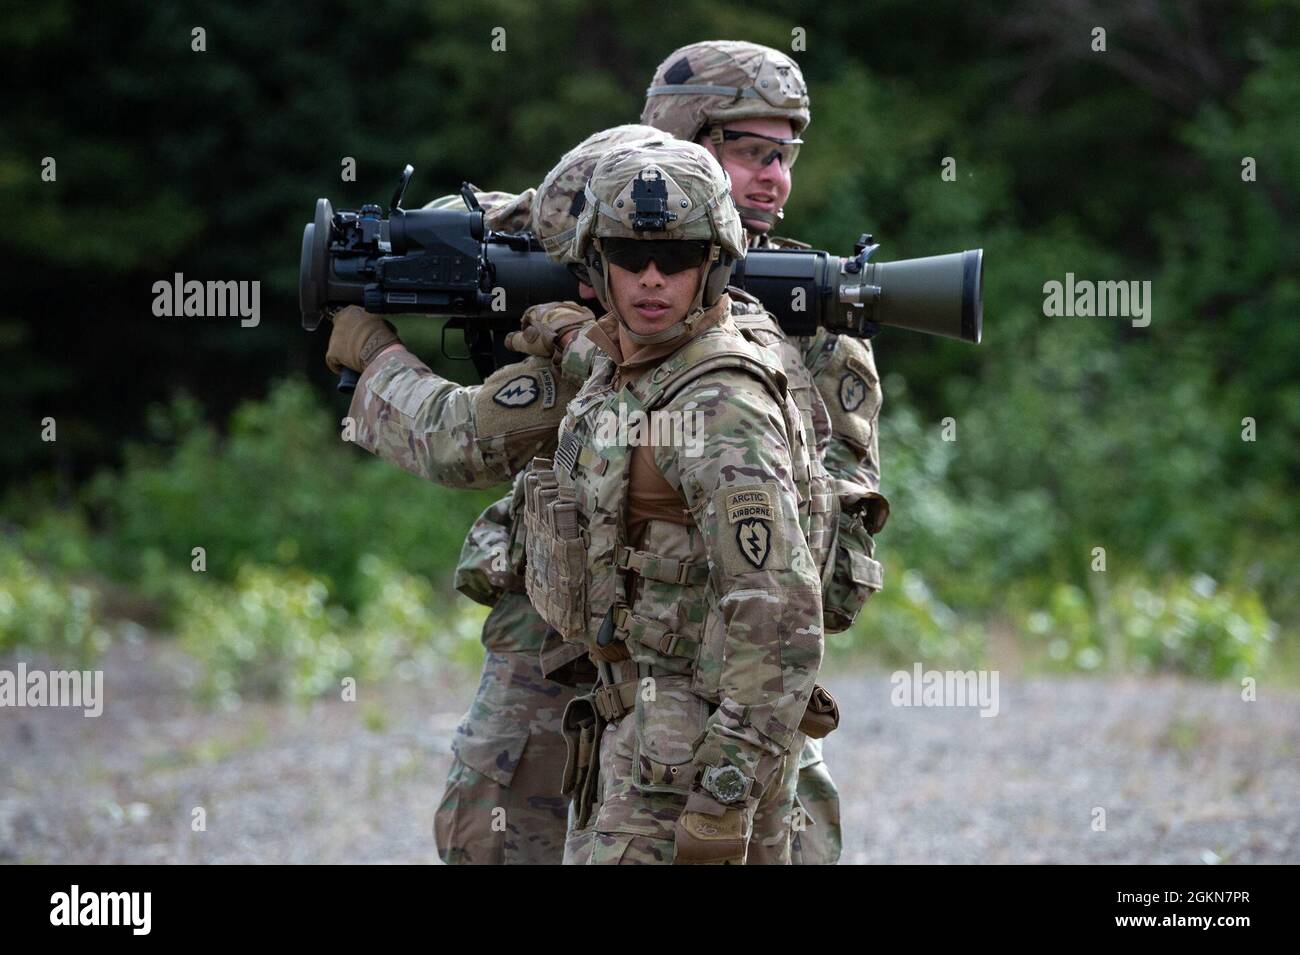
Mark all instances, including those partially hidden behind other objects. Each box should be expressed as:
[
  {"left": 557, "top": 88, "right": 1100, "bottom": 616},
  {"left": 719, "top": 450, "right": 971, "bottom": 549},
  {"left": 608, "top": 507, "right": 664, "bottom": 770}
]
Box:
[
  {"left": 832, "top": 556, "right": 987, "bottom": 669},
  {"left": 86, "top": 378, "right": 499, "bottom": 614},
  {"left": 175, "top": 555, "right": 486, "bottom": 707},
  {"left": 848, "top": 394, "right": 1279, "bottom": 677},
  {"left": 0, "top": 539, "right": 110, "bottom": 665},
  {"left": 1019, "top": 575, "right": 1275, "bottom": 679}
]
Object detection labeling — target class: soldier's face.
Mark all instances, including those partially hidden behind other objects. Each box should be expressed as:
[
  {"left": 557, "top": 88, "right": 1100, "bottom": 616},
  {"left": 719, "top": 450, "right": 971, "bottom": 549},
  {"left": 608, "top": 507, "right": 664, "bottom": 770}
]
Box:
[
  {"left": 607, "top": 255, "right": 706, "bottom": 335},
  {"left": 701, "top": 117, "right": 795, "bottom": 233}
]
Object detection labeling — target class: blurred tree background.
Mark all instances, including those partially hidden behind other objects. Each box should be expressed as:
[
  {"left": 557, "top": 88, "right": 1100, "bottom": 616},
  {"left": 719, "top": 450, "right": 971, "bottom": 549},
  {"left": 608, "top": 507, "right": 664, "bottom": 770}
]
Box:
[{"left": 1, "top": 0, "right": 1296, "bottom": 700}]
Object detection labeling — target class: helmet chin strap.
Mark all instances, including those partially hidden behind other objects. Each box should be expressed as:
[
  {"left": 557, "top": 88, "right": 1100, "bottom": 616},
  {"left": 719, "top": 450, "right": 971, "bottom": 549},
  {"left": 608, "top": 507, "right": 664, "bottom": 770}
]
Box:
[
  {"left": 602, "top": 242, "right": 718, "bottom": 346},
  {"left": 735, "top": 204, "right": 783, "bottom": 228}
]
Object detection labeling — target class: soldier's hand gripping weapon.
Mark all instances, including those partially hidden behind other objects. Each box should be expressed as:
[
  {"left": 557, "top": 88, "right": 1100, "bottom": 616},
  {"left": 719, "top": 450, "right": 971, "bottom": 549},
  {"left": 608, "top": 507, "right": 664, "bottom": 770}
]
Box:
[{"left": 300, "top": 166, "right": 982, "bottom": 391}]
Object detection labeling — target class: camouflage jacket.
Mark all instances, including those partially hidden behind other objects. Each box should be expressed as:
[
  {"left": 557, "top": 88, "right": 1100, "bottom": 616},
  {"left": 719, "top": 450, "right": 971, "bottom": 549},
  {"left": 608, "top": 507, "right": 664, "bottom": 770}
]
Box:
[{"left": 346, "top": 334, "right": 600, "bottom": 489}]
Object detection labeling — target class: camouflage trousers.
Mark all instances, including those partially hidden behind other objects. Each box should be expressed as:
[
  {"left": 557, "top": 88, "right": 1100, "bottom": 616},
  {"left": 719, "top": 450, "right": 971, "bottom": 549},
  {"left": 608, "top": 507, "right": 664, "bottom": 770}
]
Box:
[
  {"left": 435, "top": 593, "right": 842, "bottom": 864},
  {"left": 792, "top": 736, "right": 842, "bottom": 865},
  {"left": 561, "top": 676, "right": 805, "bottom": 865},
  {"left": 434, "top": 593, "right": 584, "bottom": 865}
]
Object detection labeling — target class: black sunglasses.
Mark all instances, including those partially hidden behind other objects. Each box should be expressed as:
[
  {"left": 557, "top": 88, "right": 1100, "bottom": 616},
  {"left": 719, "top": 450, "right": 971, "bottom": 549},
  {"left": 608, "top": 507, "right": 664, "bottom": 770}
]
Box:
[{"left": 601, "top": 238, "right": 711, "bottom": 275}]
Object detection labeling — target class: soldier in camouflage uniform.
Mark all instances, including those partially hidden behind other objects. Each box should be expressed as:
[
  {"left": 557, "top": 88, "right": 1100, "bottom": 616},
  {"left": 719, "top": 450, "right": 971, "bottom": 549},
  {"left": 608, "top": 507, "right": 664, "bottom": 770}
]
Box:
[
  {"left": 326, "top": 126, "right": 663, "bottom": 864},
  {"left": 641, "top": 41, "right": 891, "bottom": 864},
  {"left": 525, "top": 137, "right": 829, "bottom": 864}
]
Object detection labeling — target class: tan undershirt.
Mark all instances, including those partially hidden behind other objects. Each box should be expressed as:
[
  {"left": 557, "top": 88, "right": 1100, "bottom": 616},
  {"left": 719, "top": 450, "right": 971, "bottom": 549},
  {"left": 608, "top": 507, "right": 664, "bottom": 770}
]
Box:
[{"left": 587, "top": 299, "right": 729, "bottom": 546}]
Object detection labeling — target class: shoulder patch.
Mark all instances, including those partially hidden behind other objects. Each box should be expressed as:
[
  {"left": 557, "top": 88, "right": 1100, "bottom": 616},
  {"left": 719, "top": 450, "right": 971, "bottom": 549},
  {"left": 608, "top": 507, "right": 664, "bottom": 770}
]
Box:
[
  {"left": 493, "top": 374, "right": 538, "bottom": 407},
  {"left": 473, "top": 362, "right": 574, "bottom": 449},
  {"left": 839, "top": 371, "right": 867, "bottom": 412},
  {"left": 726, "top": 488, "right": 774, "bottom": 524},
  {"left": 815, "top": 335, "right": 880, "bottom": 454},
  {"left": 735, "top": 519, "right": 771, "bottom": 569},
  {"left": 714, "top": 481, "right": 790, "bottom": 577},
  {"left": 492, "top": 372, "right": 552, "bottom": 409}
]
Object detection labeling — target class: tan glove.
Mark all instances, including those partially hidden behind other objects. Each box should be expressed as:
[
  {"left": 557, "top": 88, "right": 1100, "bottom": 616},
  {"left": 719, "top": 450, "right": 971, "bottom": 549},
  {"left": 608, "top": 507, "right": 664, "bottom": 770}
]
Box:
[
  {"left": 673, "top": 792, "right": 750, "bottom": 865},
  {"left": 504, "top": 301, "right": 595, "bottom": 359},
  {"left": 325, "top": 306, "right": 402, "bottom": 375}
]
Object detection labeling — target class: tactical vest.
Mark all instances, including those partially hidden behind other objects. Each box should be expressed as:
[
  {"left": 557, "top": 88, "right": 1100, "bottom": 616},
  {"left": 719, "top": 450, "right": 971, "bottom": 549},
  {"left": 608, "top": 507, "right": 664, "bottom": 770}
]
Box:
[{"left": 524, "top": 314, "right": 834, "bottom": 702}]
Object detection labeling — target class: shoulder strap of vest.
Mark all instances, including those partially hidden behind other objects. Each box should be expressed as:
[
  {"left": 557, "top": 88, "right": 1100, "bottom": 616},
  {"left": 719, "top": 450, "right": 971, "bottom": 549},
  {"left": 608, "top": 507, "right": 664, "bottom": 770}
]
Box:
[
  {"left": 631, "top": 323, "right": 811, "bottom": 501},
  {"left": 634, "top": 320, "right": 787, "bottom": 413},
  {"left": 726, "top": 286, "right": 764, "bottom": 312}
]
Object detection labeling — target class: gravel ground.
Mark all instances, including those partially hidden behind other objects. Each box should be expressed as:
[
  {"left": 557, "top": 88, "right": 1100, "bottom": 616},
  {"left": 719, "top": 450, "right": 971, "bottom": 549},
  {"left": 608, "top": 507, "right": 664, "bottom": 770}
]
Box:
[{"left": 3, "top": 639, "right": 1297, "bottom": 864}]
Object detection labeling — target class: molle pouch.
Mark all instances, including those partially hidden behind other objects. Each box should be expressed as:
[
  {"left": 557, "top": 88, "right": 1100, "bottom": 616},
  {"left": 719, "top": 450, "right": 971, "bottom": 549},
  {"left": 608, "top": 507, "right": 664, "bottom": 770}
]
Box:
[
  {"left": 822, "top": 506, "right": 884, "bottom": 633},
  {"left": 634, "top": 676, "right": 710, "bottom": 796},
  {"left": 561, "top": 693, "right": 604, "bottom": 830},
  {"left": 523, "top": 462, "right": 589, "bottom": 641},
  {"left": 545, "top": 494, "right": 588, "bottom": 639}
]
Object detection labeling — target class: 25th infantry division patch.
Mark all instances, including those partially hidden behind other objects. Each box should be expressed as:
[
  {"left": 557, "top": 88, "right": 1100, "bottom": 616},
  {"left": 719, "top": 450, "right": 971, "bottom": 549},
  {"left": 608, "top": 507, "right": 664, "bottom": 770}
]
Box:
[{"left": 717, "top": 484, "right": 787, "bottom": 575}]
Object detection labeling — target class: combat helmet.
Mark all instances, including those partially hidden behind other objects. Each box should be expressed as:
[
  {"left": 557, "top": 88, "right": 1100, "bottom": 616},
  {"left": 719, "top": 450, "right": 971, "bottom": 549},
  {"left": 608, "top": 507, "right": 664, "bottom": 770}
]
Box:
[
  {"left": 532, "top": 124, "right": 662, "bottom": 270},
  {"left": 573, "top": 138, "right": 746, "bottom": 344},
  {"left": 641, "top": 40, "right": 809, "bottom": 227}
]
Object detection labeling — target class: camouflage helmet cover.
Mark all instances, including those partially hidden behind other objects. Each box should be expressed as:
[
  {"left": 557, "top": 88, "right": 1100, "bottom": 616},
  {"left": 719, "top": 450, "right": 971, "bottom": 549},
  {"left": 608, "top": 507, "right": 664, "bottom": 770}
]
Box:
[
  {"left": 573, "top": 138, "right": 746, "bottom": 326},
  {"left": 572, "top": 138, "right": 746, "bottom": 260},
  {"left": 532, "top": 124, "right": 662, "bottom": 263},
  {"left": 422, "top": 186, "right": 535, "bottom": 233},
  {"left": 640, "top": 40, "right": 810, "bottom": 143}
]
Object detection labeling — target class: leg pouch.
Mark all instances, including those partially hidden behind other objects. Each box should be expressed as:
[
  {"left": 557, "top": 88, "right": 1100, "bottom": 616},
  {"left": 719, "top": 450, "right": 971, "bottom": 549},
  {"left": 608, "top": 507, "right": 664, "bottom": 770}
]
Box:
[
  {"left": 634, "top": 676, "right": 710, "bottom": 795},
  {"left": 560, "top": 692, "right": 605, "bottom": 829}
]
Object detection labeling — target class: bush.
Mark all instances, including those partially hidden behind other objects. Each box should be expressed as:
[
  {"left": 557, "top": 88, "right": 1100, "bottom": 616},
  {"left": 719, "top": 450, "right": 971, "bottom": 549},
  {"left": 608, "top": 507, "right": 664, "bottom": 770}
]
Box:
[
  {"left": 1019, "top": 574, "right": 1274, "bottom": 679},
  {"left": 86, "top": 378, "right": 501, "bottom": 615},
  {"left": 176, "top": 555, "right": 485, "bottom": 707},
  {"left": 0, "top": 539, "right": 110, "bottom": 665}
]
